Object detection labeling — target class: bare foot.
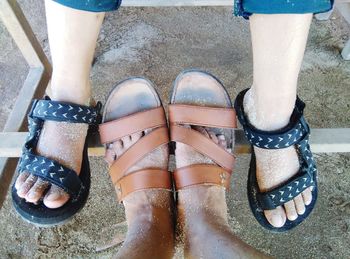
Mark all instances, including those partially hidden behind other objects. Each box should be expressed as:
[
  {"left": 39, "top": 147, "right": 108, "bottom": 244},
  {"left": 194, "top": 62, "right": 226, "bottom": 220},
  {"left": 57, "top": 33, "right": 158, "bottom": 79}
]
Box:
[
  {"left": 176, "top": 125, "right": 269, "bottom": 259},
  {"left": 105, "top": 129, "right": 174, "bottom": 259},
  {"left": 243, "top": 89, "right": 313, "bottom": 228},
  {"left": 15, "top": 119, "right": 88, "bottom": 208}
]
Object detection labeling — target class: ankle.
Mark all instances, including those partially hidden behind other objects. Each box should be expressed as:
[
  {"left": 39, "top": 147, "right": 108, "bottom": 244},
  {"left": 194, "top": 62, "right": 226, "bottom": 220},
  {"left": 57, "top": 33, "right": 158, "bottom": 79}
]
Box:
[
  {"left": 177, "top": 186, "right": 229, "bottom": 226},
  {"left": 124, "top": 190, "right": 174, "bottom": 224},
  {"left": 243, "top": 88, "right": 295, "bottom": 131},
  {"left": 50, "top": 75, "right": 91, "bottom": 105}
]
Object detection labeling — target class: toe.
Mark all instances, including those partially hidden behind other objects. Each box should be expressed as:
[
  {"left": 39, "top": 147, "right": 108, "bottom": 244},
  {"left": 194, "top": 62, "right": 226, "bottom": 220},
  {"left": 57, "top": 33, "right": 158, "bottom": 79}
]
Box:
[
  {"left": 15, "top": 172, "right": 30, "bottom": 190},
  {"left": 302, "top": 187, "right": 313, "bottom": 206},
  {"left": 121, "top": 136, "right": 133, "bottom": 149},
  {"left": 25, "top": 178, "right": 49, "bottom": 203},
  {"left": 192, "top": 126, "right": 210, "bottom": 138},
  {"left": 17, "top": 174, "right": 37, "bottom": 198},
  {"left": 264, "top": 206, "right": 286, "bottom": 228},
  {"left": 144, "top": 128, "right": 153, "bottom": 135},
  {"left": 112, "top": 140, "right": 124, "bottom": 157},
  {"left": 131, "top": 132, "right": 142, "bottom": 143},
  {"left": 43, "top": 185, "right": 69, "bottom": 209},
  {"left": 294, "top": 194, "right": 306, "bottom": 215},
  {"left": 217, "top": 134, "right": 227, "bottom": 149},
  {"left": 105, "top": 148, "right": 116, "bottom": 165},
  {"left": 284, "top": 200, "right": 298, "bottom": 221},
  {"left": 207, "top": 130, "right": 219, "bottom": 144}
]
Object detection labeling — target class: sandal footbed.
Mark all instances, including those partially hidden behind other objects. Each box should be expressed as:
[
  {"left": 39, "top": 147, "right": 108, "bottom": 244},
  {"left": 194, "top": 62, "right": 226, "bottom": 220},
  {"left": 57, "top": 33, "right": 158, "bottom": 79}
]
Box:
[{"left": 170, "top": 69, "right": 234, "bottom": 149}]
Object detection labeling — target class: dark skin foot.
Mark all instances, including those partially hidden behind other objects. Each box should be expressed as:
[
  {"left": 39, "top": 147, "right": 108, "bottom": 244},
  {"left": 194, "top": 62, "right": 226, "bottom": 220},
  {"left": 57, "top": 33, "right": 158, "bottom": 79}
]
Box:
[
  {"left": 176, "top": 126, "right": 270, "bottom": 259},
  {"left": 105, "top": 130, "right": 175, "bottom": 259}
]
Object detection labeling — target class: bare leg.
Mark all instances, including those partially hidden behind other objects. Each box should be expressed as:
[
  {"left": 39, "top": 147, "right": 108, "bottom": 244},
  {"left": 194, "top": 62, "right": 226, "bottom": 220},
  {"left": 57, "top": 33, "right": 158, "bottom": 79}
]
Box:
[
  {"left": 15, "top": 1, "right": 104, "bottom": 208},
  {"left": 243, "top": 14, "right": 314, "bottom": 227}
]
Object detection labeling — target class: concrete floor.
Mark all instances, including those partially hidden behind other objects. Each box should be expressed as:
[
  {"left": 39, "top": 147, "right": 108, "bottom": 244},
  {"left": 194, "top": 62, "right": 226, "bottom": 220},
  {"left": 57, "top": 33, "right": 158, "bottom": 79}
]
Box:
[{"left": 0, "top": 1, "right": 350, "bottom": 258}]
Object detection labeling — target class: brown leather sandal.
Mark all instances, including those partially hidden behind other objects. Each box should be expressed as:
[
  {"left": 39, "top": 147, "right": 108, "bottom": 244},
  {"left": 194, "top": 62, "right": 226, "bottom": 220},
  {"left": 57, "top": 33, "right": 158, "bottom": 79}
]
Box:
[
  {"left": 169, "top": 69, "right": 237, "bottom": 190},
  {"left": 99, "top": 78, "right": 172, "bottom": 202}
]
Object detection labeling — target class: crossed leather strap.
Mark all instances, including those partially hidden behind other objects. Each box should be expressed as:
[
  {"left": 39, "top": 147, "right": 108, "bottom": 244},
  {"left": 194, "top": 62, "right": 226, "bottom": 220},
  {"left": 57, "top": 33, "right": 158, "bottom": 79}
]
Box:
[
  {"left": 99, "top": 104, "right": 237, "bottom": 202},
  {"left": 169, "top": 104, "right": 237, "bottom": 190},
  {"left": 99, "top": 107, "right": 172, "bottom": 202}
]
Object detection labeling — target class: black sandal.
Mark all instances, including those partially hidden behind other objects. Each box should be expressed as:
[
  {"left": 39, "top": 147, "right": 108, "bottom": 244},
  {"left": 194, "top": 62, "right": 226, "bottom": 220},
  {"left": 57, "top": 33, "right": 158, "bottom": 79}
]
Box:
[
  {"left": 11, "top": 97, "right": 101, "bottom": 227},
  {"left": 234, "top": 89, "right": 317, "bottom": 232}
]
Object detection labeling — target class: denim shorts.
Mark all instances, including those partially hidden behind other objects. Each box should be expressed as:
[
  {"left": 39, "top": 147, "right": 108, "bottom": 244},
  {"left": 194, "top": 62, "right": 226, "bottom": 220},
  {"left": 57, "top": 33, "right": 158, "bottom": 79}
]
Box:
[
  {"left": 52, "top": 0, "right": 122, "bottom": 12},
  {"left": 53, "top": 0, "right": 333, "bottom": 17},
  {"left": 234, "top": 0, "right": 334, "bottom": 19}
]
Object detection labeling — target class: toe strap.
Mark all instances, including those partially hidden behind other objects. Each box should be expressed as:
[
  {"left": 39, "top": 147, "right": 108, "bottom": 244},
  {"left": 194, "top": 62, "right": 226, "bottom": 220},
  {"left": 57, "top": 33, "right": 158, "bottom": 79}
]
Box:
[
  {"left": 19, "top": 152, "right": 84, "bottom": 199},
  {"left": 115, "top": 169, "right": 172, "bottom": 201},
  {"left": 256, "top": 171, "right": 315, "bottom": 210},
  {"left": 173, "top": 164, "right": 231, "bottom": 190},
  {"left": 170, "top": 125, "right": 235, "bottom": 172},
  {"left": 169, "top": 104, "right": 237, "bottom": 128}
]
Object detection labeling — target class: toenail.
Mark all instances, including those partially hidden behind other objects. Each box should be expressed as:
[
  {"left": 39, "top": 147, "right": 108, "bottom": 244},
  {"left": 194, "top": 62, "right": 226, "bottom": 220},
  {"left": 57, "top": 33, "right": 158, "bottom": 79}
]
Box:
[
  {"left": 27, "top": 192, "right": 37, "bottom": 199},
  {"left": 46, "top": 192, "right": 60, "bottom": 201},
  {"left": 289, "top": 214, "right": 298, "bottom": 221},
  {"left": 17, "top": 190, "right": 25, "bottom": 197},
  {"left": 18, "top": 187, "right": 27, "bottom": 195}
]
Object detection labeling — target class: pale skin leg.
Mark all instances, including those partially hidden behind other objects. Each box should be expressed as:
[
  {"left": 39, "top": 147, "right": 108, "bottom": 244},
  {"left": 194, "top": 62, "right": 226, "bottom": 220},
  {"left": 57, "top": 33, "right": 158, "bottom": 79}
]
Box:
[
  {"left": 14, "top": 3, "right": 175, "bottom": 256},
  {"left": 15, "top": 0, "right": 105, "bottom": 208},
  {"left": 244, "top": 14, "right": 314, "bottom": 227},
  {"left": 176, "top": 14, "right": 315, "bottom": 249}
]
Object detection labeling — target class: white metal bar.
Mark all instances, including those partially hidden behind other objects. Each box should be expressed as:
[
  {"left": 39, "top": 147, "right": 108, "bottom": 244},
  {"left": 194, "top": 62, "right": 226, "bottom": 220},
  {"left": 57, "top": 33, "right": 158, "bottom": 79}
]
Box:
[
  {"left": 1, "top": 128, "right": 350, "bottom": 158},
  {"left": 3, "top": 67, "right": 46, "bottom": 131},
  {"left": 0, "top": 157, "right": 18, "bottom": 208},
  {"left": 122, "top": 0, "right": 234, "bottom": 6}
]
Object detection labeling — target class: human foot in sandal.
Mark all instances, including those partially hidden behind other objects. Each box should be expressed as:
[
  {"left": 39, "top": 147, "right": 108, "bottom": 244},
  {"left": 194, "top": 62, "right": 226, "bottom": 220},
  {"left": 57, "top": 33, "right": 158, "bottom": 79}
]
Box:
[
  {"left": 170, "top": 70, "right": 269, "bottom": 258},
  {"left": 234, "top": 89, "right": 317, "bottom": 232},
  {"left": 12, "top": 96, "right": 101, "bottom": 226},
  {"left": 99, "top": 78, "right": 174, "bottom": 258}
]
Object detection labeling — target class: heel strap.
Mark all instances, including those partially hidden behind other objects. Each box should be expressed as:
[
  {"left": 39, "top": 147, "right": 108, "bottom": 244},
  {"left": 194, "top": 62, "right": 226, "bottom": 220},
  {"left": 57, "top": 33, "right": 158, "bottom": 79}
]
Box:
[{"left": 234, "top": 89, "right": 309, "bottom": 150}]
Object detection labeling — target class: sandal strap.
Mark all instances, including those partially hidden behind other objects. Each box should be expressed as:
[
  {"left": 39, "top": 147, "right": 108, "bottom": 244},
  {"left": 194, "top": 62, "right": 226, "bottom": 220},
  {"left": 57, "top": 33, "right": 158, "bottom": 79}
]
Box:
[
  {"left": 109, "top": 126, "right": 169, "bottom": 185},
  {"left": 17, "top": 98, "right": 101, "bottom": 199},
  {"left": 102, "top": 106, "right": 172, "bottom": 202},
  {"left": 234, "top": 89, "right": 316, "bottom": 170},
  {"left": 234, "top": 88, "right": 318, "bottom": 209},
  {"left": 169, "top": 103, "right": 236, "bottom": 189},
  {"left": 170, "top": 124, "right": 235, "bottom": 172},
  {"left": 257, "top": 170, "right": 316, "bottom": 210},
  {"left": 99, "top": 106, "right": 167, "bottom": 144},
  {"left": 30, "top": 98, "right": 101, "bottom": 124},
  {"left": 168, "top": 104, "right": 237, "bottom": 128},
  {"left": 115, "top": 169, "right": 172, "bottom": 201},
  {"left": 174, "top": 164, "right": 231, "bottom": 190},
  {"left": 18, "top": 152, "right": 83, "bottom": 198},
  {"left": 234, "top": 89, "right": 309, "bottom": 150}
]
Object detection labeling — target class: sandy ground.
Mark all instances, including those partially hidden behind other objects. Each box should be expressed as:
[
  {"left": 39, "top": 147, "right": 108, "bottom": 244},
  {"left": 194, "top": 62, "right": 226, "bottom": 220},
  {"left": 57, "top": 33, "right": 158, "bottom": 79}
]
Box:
[{"left": 0, "top": 0, "right": 349, "bottom": 258}]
